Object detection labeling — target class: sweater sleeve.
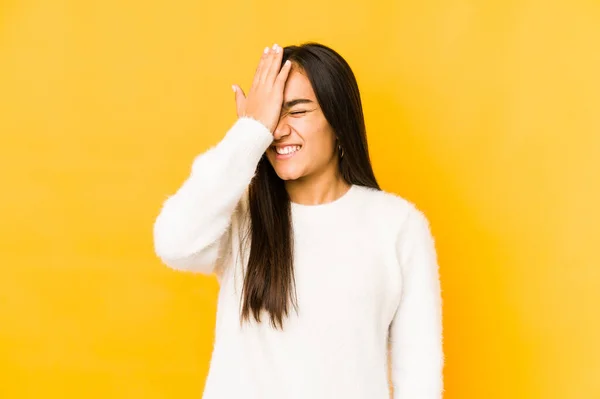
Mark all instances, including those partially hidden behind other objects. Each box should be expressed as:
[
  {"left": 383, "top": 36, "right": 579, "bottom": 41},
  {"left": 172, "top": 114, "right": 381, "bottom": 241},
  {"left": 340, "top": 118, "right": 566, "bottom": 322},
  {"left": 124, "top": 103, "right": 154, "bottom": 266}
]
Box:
[
  {"left": 153, "top": 116, "right": 273, "bottom": 275},
  {"left": 389, "top": 208, "right": 444, "bottom": 398}
]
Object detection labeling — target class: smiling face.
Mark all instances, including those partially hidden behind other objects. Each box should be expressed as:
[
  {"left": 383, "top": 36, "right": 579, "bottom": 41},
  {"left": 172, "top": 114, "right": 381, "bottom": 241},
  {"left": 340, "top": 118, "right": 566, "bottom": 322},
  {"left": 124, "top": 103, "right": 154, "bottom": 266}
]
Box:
[{"left": 265, "top": 65, "right": 338, "bottom": 182}]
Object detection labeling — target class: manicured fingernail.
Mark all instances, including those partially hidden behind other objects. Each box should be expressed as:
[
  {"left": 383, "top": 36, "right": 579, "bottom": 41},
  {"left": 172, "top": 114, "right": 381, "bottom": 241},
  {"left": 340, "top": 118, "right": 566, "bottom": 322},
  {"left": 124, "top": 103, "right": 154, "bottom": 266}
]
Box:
[
  {"left": 264, "top": 46, "right": 269, "bottom": 54},
  {"left": 232, "top": 85, "right": 236, "bottom": 93},
  {"left": 285, "top": 60, "right": 291, "bottom": 66},
  {"left": 272, "top": 43, "right": 278, "bottom": 50}
]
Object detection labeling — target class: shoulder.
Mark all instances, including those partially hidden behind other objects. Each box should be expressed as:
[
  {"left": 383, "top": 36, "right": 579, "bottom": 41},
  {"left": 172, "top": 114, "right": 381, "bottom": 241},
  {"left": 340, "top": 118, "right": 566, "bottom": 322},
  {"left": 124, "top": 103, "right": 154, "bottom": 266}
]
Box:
[
  {"left": 351, "top": 184, "right": 428, "bottom": 228},
  {"left": 351, "top": 185, "right": 435, "bottom": 253}
]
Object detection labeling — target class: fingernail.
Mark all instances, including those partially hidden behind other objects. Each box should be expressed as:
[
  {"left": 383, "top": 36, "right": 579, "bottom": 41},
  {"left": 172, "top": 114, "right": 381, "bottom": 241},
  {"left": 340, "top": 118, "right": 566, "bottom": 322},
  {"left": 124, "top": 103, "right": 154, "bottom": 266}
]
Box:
[
  {"left": 285, "top": 60, "right": 291, "bottom": 66},
  {"left": 232, "top": 85, "right": 236, "bottom": 93},
  {"left": 272, "top": 43, "right": 278, "bottom": 50},
  {"left": 264, "top": 46, "right": 269, "bottom": 54}
]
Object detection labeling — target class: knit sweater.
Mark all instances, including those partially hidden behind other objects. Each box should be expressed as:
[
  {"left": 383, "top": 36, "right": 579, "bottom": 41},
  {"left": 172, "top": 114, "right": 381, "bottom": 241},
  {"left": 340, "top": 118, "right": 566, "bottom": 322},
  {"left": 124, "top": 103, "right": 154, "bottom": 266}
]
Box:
[{"left": 153, "top": 117, "right": 444, "bottom": 399}]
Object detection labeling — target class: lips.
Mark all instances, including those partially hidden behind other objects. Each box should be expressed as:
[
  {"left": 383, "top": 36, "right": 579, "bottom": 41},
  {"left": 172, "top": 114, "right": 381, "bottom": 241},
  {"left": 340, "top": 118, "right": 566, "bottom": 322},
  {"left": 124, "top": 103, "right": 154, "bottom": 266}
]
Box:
[
  {"left": 272, "top": 144, "right": 302, "bottom": 160},
  {"left": 274, "top": 145, "right": 302, "bottom": 155}
]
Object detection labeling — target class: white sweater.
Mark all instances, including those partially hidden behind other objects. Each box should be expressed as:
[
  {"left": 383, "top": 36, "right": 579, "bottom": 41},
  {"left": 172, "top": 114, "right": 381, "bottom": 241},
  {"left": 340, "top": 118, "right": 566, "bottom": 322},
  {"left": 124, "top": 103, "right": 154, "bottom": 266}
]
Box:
[{"left": 153, "top": 117, "right": 444, "bottom": 399}]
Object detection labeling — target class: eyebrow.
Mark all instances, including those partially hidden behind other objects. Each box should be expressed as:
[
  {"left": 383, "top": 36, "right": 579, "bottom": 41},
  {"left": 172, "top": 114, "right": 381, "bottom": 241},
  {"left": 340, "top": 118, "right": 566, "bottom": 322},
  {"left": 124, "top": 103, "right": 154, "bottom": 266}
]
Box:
[{"left": 283, "top": 98, "right": 314, "bottom": 109}]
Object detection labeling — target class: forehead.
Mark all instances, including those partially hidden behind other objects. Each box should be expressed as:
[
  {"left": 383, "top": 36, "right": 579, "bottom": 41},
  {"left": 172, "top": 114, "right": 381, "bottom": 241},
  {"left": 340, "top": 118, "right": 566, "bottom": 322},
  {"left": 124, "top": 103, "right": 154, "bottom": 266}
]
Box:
[{"left": 283, "top": 67, "right": 316, "bottom": 101}]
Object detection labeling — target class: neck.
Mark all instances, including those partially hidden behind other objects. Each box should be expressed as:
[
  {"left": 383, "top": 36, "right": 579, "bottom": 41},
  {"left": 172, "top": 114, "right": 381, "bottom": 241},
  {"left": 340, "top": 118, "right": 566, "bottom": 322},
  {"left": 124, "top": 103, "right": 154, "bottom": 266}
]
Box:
[{"left": 285, "top": 166, "right": 350, "bottom": 206}]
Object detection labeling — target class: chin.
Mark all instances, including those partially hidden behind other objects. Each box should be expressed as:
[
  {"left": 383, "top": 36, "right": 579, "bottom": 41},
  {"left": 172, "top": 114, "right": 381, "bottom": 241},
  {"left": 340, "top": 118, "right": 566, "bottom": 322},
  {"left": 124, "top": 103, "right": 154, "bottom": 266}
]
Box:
[
  {"left": 273, "top": 166, "right": 304, "bottom": 181},
  {"left": 275, "top": 171, "right": 302, "bottom": 181}
]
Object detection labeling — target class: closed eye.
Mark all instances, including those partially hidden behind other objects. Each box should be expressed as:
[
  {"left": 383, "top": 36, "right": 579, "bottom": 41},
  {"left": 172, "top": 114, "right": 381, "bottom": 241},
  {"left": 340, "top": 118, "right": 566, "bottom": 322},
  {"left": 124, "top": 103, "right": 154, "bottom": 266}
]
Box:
[{"left": 280, "top": 108, "right": 316, "bottom": 119}]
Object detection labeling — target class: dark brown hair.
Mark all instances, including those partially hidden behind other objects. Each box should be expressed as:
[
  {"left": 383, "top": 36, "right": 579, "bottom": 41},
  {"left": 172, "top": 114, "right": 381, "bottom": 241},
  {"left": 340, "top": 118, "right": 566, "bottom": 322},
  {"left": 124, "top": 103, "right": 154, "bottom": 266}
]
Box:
[{"left": 241, "top": 42, "right": 380, "bottom": 329}]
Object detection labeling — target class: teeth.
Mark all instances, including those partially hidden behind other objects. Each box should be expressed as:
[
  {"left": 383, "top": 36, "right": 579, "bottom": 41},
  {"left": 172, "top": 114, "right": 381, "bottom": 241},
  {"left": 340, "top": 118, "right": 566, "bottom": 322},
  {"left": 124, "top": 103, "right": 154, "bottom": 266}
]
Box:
[{"left": 276, "top": 145, "right": 301, "bottom": 155}]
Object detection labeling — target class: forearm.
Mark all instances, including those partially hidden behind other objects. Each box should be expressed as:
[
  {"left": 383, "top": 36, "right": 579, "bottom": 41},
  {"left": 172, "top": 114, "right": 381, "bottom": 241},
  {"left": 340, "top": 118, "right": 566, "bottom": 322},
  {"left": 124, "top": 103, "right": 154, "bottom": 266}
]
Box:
[
  {"left": 153, "top": 116, "right": 273, "bottom": 273},
  {"left": 390, "top": 208, "right": 444, "bottom": 398}
]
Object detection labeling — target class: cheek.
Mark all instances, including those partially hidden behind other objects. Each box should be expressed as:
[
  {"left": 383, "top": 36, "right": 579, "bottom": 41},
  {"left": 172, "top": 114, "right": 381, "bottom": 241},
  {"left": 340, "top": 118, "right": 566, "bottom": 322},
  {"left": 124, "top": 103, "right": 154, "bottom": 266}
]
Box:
[
  {"left": 268, "top": 117, "right": 336, "bottom": 179},
  {"left": 290, "top": 118, "right": 336, "bottom": 158},
  {"left": 305, "top": 138, "right": 335, "bottom": 165},
  {"left": 306, "top": 132, "right": 336, "bottom": 163}
]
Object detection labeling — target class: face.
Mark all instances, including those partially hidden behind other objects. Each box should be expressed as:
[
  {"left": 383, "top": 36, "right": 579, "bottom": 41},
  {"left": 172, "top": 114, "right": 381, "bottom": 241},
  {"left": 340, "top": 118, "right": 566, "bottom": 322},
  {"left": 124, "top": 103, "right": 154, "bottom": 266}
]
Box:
[{"left": 265, "top": 65, "right": 338, "bottom": 182}]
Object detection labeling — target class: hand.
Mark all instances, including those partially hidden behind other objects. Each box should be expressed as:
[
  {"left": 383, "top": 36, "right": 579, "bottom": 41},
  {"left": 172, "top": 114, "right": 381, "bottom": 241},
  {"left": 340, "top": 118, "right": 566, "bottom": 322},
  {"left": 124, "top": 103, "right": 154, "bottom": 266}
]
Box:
[{"left": 232, "top": 43, "right": 292, "bottom": 133}]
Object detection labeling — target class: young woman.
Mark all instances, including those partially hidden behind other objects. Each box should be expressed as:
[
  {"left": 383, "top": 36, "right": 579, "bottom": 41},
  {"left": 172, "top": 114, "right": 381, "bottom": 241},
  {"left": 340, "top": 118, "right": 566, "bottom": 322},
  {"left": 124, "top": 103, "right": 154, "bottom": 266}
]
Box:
[{"left": 153, "top": 42, "right": 444, "bottom": 399}]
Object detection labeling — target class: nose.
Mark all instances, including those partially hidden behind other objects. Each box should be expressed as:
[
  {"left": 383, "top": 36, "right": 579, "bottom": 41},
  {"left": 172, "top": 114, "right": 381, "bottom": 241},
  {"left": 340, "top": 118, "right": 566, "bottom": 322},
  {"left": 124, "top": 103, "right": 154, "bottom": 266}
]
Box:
[{"left": 273, "top": 115, "right": 291, "bottom": 140}]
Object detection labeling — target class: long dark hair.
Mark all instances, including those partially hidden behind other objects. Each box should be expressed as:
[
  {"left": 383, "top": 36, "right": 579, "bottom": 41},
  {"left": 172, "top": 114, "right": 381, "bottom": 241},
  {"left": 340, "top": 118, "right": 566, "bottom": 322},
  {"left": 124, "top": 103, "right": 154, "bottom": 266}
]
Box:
[{"left": 241, "top": 42, "right": 380, "bottom": 329}]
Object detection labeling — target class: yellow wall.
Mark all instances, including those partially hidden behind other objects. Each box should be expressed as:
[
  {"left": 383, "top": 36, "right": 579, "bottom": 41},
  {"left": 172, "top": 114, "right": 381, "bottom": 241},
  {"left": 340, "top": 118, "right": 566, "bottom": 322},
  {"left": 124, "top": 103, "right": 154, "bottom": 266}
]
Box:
[{"left": 1, "top": 1, "right": 599, "bottom": 398}]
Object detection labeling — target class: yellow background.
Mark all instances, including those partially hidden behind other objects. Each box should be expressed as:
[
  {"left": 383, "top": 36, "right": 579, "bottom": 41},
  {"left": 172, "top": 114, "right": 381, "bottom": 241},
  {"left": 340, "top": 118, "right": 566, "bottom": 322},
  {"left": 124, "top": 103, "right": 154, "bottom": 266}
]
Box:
[{"left": 1, "top": 1, "right": 599, "bottom": 398}]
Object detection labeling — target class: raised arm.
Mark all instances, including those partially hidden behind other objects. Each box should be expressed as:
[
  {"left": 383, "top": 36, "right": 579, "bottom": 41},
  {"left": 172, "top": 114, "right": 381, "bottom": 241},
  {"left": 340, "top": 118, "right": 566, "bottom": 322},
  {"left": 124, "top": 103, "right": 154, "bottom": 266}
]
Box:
[
  {"left": 389, "top": 208, "right": 444, "bottom": 398},
  {"left": 153, "top": 117, "right": 273, "bottom": 274},
  {"left": 153, "top": 43, "right": 292, "bottom": 275}
]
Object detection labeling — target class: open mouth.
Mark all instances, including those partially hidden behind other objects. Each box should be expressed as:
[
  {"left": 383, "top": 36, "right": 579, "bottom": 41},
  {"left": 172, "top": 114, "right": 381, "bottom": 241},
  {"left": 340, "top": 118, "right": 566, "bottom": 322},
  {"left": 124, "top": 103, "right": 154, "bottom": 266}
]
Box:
[{"left": 273, "top": 145, "right": 302, "bottom": 159}]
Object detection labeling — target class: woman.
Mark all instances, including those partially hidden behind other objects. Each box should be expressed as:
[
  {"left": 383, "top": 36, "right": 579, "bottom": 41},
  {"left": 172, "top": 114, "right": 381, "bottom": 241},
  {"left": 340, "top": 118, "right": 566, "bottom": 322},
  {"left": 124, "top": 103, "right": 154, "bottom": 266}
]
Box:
[{"left": 153, "top": 42, "right": 444, "bottom": 399}]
